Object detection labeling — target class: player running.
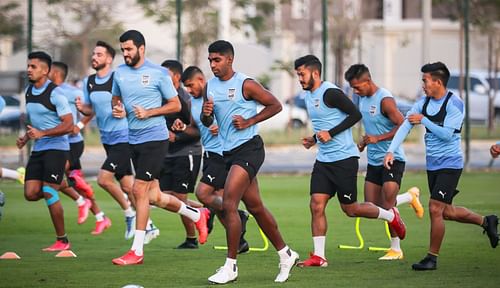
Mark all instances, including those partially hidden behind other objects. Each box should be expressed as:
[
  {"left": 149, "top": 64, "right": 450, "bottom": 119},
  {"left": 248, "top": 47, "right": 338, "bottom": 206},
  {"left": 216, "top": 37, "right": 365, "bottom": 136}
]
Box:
[
  {"left": 293, "top": 55, "right": 406, "bottom": 268},
  {"left": 202, "top": 40, "right": 299, "bottom": 284},
  {"left": 111, "top": 30, "right": 209, "bottom": 265},
  {"left": 180, "top": 65, "right": 250, "bottom": 253},
  {"left": 76, "top": 41, "right": 140, "bottom": 240},
  {"left": 385, "top": 62, "right": 498, "bottom": 270},
  {"left": 345, "top": 63, "right": 424, "bottom": 260},
  {"left": 49, "top": 61, "right": 111, "bottom": 235},
  {"left": 18, "top": 51, "right": 74, "bottom": 251}
]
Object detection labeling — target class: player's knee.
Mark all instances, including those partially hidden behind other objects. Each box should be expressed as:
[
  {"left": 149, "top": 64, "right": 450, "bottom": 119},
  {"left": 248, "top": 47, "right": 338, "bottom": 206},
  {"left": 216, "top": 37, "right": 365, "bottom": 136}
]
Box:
[
  {"left": 340, "top": 204, "right": 357, "bottom": 217},
  {"left": 97, "top": 177, "right": 110, "bottom": 190},
  {"left": 246, "top": 204, "right": 264, "bottom": 217},
  {"left": 121, "top": 184, "right": 132, "bottom": 195},
  {"left": 310, "top": 202, "right": 326, "bottom": 216},
  {"left": 132, "top": 186, "right": 144, "bottom": 198},
  {"left": 195, "top": 190, "right": 209, "bottom": 205},
  {"left": 42, "top": 185, "right": 60, "bottom": 206},
  {"left": 222, "top": 201, "right": 239, "bottom": 214},
  {"left": 442, "top": 207, "right": 455, "bottom": 220},
  {"left": 429, "top": 201, "right": 444, "bottom": 217},
  {"left": 24, "top": 191, "right": 41, "bottom": 201}
]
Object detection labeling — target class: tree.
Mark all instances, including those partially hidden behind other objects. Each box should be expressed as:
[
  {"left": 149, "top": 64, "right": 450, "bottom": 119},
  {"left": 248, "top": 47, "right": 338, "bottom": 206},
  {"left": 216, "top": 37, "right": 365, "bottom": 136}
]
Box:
[
  {"left": 0, "top": 1, "right": 24, "bottom": 50},
  {"left": 435, "top": 0, "right": 500, "bottom": 132},
  {"left": 137, "top": 0, "right": 275, "bottom": 65},
  {"left": 232, "top": 0, "right": 276, "bottom": 47},
  {"left": 38, "top": 0, "right": 124, "bottom": 78},
  {"left": 329, "top": 0, "right": 361, "bottom": 87},
  {"left": 137, "top": 0, "right": 218, "bottom": 66}
]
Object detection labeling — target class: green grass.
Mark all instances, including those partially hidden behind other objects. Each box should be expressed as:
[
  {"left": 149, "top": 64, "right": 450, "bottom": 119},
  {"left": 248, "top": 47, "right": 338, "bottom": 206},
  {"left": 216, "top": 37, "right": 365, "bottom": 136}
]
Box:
[
  {"left": 2, "top": 123, "right": 500, "bottom": 147},
  {"left": 0, "top": 173, "right": 499, "bottom": 287}
]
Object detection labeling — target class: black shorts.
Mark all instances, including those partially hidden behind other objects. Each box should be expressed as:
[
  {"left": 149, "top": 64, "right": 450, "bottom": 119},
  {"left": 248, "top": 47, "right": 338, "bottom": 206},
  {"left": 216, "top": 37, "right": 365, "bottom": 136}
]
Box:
[
  {"left": 310, "top": 157, "right": 359, "bottom": 204},
  {"left": 159, "top": 154, "right": 201, "bottom": 193},
  {"left": 102, "top": 143, "right": 133, "bottom": 180},
  {"left": 427, "top": 168, "right": 462, "bottom": 204},
  {"left": 130, "top": 140, "right": 168, "bottom": 181},
  {"left": 200, "top": 151, "right": 227, "bottom": 190},
  {"left": 25, "top": 150, "right": 69, "bottom": 184},
  {"left": 68, "top": 141, "right": 84, "bottom": 170},
  {"left": 365, "top": 160, "right": 405, "bottom": 186},
  {"left": 223, "top": 135, "right": 265, "bottom": 180}
]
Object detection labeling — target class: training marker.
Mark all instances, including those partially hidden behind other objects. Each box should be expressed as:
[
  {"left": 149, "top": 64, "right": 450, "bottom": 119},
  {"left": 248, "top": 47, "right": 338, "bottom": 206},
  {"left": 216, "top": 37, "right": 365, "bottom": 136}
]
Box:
[
  {"left": 0, "top": 252, "right": 21, "bottom": 259},
  {"left": 55, "top": 250, "right": 77, "bottom": 258}
]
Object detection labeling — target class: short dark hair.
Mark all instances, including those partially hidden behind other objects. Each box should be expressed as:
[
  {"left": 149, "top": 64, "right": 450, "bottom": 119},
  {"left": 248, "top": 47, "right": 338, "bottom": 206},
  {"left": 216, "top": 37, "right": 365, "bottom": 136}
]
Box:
[
  {"left": 119, "top": 30, "right": 145, "bottom": 48},
  {"left": 208, "top": 40, "right": 234, "bottom": 57},
  {"left": 28, "top": 51, "right": 52, "bottom": 71},
  {"left": 421, "top": 61, "right": 450, "bottom": 87},
  {"left": 294, "top": 55, "right": 322, "bottom": 75},
  {"left": 161, "top": 59, "right": 183, "bottom": 76},
  {"left": 96, "top": 40, "right": 115, "bottom": 59},
  {"left": 181, "top": 66, "right": 204, "bottom": 83},
  {"left": 344, "top": 64, "right": 371, "bottom": 82},
  {"left": 52, "top": 61, "right": 69, "bottom": 81}
]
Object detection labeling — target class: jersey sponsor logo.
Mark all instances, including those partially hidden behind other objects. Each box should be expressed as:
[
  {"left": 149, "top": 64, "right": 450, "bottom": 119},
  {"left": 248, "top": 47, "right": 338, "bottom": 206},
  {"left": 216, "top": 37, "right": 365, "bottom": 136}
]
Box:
[
  {"left": 369, "top": 105, "right": 377, "bottom": 116},
  {"left": 314, "top": 98, "right": 320, "bottom": 109},
  {"left": 227, "top": 88, "right": 236, "bottom": 100},
  {"left": 89, "top": 83, "right": 94, "bottom": 89},
  {"left": 141, "top": 74, "right": 150, "bottom": 86}
]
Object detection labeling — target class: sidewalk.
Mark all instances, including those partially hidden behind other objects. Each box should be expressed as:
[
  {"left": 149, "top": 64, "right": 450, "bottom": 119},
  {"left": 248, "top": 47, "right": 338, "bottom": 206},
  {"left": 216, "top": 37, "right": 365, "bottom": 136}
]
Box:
[{"left": 1, "top": 140, "right": 499, "bottom": 175}]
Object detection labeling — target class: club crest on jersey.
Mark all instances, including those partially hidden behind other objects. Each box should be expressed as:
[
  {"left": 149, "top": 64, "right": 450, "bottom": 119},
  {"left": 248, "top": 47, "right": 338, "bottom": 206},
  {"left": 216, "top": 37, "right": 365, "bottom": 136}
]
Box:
[
  {"left": 314, "top": 98, "right": 320, "bottom": 108},
  {"left": 141, "top": 74, "right": 150, "bottom": 86},
  {"left": 369, "top": 105, "right": 377, "bottom": 116},
  {"left": 227, "top": 88, "right": 236, "bottom": 100}
]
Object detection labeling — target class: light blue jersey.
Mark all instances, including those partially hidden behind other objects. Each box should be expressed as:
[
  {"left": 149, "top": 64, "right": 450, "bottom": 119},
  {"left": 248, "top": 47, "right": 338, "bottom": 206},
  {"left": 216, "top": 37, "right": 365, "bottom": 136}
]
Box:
[
  {"left": 191, "top": 96, "right": 222, "bottom": 155},
  {"left": 58, "top": 83, "right": 83, "bottom": 143},
  {"left": 112, "top": 59, "right": 177, "bottom": 144},
  {"left": 206, "top": 72, "right": 257, "bottom": 151},
  {"left": 388, "top": 91, "right": 463, "bottom": 170},
  {"left": 83, "top": 72, "right": 128, "bottom": 145},
  {"left": 305, "top": 81, "right": 359, "bottom": 162},
  {"left": 26, "top": 80, "right": 72, "bottom": 151},
  {"left": 0, "top": 96, "right": 5, "bottom": 113},
  {"left": 359, "top": 87, "right": 405, "bottom": 165}
]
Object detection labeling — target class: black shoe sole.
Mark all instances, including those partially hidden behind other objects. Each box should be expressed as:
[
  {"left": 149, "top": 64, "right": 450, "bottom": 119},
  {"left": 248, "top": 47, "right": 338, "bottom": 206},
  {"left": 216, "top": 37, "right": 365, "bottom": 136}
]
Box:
[
  {"left": 175, "top": 241, "right": 199, "bottom": 249},
  {"left": 412, "top": 265, "right": 437, "bottom": 271},
  {"left": 484, "top": 215, "right": 499, "bottom": 248},
  {"left": 238, "top": 239, "right": 249, "bottom": 254}
]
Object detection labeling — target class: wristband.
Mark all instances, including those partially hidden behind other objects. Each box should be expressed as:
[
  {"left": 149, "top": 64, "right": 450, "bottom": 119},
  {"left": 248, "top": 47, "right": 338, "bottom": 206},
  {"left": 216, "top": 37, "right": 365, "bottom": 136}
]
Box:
[
  {"left": 312, "top": 134, "right": 318, "bottom": 143},
  {"left": 180, "top": 123, "right": 187, "bottom": 131},
  {"left": 76, "top": 121, "right": 85, "bottom": 129}
]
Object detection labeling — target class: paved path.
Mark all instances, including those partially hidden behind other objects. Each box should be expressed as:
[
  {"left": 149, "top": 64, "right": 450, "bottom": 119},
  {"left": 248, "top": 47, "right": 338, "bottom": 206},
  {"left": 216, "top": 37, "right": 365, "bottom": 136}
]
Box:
[{"left": 1, "top": 140, "right": 499, "bottom": 176}]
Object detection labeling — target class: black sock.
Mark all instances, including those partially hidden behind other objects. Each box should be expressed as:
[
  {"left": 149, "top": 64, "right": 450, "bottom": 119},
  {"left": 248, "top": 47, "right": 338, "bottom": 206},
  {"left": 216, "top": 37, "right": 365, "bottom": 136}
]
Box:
[
  {"left": 482, "top": 217, "right": 488, "bottom": 228},
  {"left": 57, "top": 235, "right": 69, "bottom": 244},
  {"left": 186, "top": 237, "right": 197, "bottom": 243},
  {"left": 426, "top": 253, "right": 438, "bottom": 262}
]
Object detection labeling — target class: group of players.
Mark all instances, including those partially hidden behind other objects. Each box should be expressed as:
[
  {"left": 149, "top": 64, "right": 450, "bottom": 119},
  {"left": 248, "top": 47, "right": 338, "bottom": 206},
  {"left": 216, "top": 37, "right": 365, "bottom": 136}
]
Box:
[{"left": 1, "top": 28, "right": 499, "bottom": 284}]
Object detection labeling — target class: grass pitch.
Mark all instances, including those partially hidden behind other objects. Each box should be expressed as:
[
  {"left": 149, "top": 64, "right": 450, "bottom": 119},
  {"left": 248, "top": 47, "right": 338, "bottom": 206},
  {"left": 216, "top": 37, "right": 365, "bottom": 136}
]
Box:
[{"left": 0, "top": 172, "right": 499, "bottom": 287}]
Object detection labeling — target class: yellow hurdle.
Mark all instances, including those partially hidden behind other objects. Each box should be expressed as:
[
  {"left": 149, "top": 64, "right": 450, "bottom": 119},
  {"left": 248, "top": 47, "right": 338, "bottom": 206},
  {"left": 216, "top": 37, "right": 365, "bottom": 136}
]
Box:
[{"left": 338, "top": 217, "right": 365, "bottom": 250}]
